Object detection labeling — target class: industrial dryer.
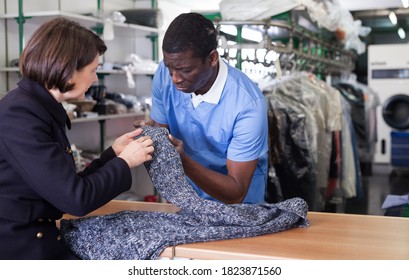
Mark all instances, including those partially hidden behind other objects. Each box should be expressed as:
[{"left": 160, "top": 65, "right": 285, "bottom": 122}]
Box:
[{"left": 368, "top": 44, "right": 409, "bottom": 165}]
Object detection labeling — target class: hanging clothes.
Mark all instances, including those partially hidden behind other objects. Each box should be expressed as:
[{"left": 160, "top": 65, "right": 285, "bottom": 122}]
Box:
[
  {"left": 263, "top": 72, "right": 346, "bottom": 211},
  {"left": 267, "top": 102, "right": 316, "bottom": 207},
  {"left": 333, "top": 79, "right": 379, "bottom": 175},
  {"left": 340, "top": 96, "right": 362, "bottom": 199}
]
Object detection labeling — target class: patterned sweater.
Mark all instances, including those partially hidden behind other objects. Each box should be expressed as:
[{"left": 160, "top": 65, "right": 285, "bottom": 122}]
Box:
[{"left": 60, "top": 126, "right": 309, "bottom": 260}]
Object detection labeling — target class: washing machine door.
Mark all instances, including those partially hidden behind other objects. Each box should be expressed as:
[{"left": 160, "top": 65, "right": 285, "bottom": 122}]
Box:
[{"left": 382, "top": 94, "right": 409, "bottom": 130}]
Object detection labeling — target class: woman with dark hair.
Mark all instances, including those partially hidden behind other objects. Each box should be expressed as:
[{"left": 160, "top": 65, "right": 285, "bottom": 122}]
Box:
[
  {"left": 146, "top": 13, "right": 269, "bottom": 204},
  {"left": 0, "top": 17, "right": 154, "bottom": 259}
]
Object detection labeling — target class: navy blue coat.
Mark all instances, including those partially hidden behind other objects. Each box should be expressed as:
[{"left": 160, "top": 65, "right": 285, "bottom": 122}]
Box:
[{"left": 0, "top": 78, "right": 132, "bottom": 259}]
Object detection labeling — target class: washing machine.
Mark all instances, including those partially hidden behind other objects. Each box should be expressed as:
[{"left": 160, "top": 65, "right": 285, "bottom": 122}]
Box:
[{"left": 368, "top": 44, "right": 409, "bottom": 164}]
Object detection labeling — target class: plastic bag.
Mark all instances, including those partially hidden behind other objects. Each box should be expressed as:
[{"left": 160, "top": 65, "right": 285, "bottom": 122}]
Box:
[
  {"left": 300, "top": 0, "right": 371, "bottom": 54},
  {"left": 219, "top": 0, "right": 300, "bottom": 20}
]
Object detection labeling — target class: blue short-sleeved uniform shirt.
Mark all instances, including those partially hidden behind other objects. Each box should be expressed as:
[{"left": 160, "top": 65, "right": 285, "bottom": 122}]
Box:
[{"left": 151, "top": 58, "right": 268, "bottom": 203}]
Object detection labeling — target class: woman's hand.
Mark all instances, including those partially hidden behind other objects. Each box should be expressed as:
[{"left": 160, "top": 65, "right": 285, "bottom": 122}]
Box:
[
  {"left": 112, "top": 128, "right": 143, "bottom": 156},
  {"left": 118, "top": 135, "right": 154, "bottom": 168}
]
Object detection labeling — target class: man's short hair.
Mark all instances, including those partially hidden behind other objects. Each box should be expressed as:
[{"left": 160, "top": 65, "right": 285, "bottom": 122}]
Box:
[{"left": 162, "top": 12, "right": 217, "bottom": 60}]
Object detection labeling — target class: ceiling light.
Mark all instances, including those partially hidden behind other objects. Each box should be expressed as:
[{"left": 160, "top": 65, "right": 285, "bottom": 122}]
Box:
[
  {"left": 389, "top": 11, "right": 398, "bottom": 25},
  {"left": 402, "top": 0, "right": 409, "bottom": 8},
  {"left": 398, "top": 27, "right": 406, "bottom": 39}
]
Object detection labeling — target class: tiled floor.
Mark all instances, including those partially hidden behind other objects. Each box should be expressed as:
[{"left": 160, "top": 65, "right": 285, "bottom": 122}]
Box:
[{"left": 344, "top": 164, "right": 409, "bottom": 216}]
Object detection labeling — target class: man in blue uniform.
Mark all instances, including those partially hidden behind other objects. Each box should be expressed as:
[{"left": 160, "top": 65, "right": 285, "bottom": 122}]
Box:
[{"left": 146, "top": 12, "right": 268, "bottom": 204}]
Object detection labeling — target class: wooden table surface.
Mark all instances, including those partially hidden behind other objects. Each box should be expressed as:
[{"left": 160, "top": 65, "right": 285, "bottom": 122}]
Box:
[
  {"left": 175, "top": 212, "right": 409, "bottom": 260},
  {"left": 61, "top": 200, "right": 409, "bottom": 260}
]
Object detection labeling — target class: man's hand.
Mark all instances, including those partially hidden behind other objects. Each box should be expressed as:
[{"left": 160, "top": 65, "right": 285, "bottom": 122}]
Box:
[
  {"left": 133, "top": 118, "right": 157, "bottom": 128},
  {"left": 168, "top": 134, "right": 184, "bottom": 156}
]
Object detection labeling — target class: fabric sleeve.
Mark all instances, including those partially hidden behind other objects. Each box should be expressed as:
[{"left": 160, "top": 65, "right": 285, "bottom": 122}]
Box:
[
  {"left": 0, "top": 100, "right": 131, "bottom": 216},
  {"left": 150, "top": 62, "right": 168, "bottom": 125},
  {"left": 78, "top": 146, "right": 116, "bottom": 176},
  {"left": 227, "top": 97, "right": 269, "bottom": 162}
]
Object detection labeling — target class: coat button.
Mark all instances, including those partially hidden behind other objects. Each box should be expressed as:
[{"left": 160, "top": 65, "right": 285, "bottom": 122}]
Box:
[
  {"left": 56, "top": 235, "right": 61, "bottom": 241},
  {"left": 38, "top": 218, "right": 44, "bottom": 222},
  {"left": 36, "top": 232, "right": 43, "bottom": 239}
]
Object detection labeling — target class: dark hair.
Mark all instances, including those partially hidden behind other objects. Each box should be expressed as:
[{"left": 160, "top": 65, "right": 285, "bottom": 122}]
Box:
[
  {"left": 162, "top": 12, "right": 217, "bottom": 60},
  {"left": 19, "top": 17, "right": 107, "bottom": 93}
]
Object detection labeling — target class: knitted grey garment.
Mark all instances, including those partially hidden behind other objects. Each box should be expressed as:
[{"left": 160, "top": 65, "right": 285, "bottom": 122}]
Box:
[{"left": 60, "top": 126, "right": 309, "bottom": 260}]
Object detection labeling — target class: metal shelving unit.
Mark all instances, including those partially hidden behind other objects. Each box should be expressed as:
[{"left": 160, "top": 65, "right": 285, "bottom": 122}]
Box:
[
  {"left": 214, "top": 10, "right": 357, "bottom": 80},
  {"left": 0, "top": 0, "right": 159, "bottom": 151},
  {"left": 0, "top": 0, "right": 159, "bottom": 93}
]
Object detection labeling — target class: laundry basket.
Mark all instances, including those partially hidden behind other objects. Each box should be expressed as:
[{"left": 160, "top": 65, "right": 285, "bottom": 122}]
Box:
[{"left": 391, "top": 131, "right": 409, "bottom": 167}]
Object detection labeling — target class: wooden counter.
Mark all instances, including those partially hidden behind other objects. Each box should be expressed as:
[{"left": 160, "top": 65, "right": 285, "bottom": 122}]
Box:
[
  {"left": 61, "top": 200, "right": 409, "bottom": 260},
  {"left": 175, "top": 212, "right": 409, "bottom": 260}
]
